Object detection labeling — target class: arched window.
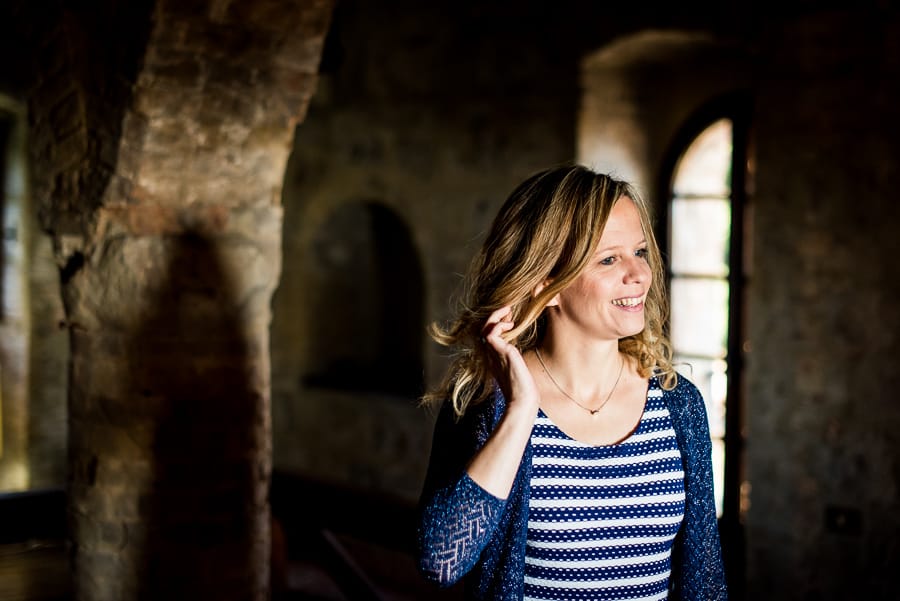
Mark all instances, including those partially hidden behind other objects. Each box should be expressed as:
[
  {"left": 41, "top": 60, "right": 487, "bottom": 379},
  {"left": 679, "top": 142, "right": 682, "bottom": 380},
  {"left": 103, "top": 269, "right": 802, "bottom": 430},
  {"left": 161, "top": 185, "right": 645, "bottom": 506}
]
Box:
[
  {"left": 669, "top": 118, "right": 732, "bottom": 515},
  {"left": 660, "top": 98, "right": 749, "bottom": 539}
]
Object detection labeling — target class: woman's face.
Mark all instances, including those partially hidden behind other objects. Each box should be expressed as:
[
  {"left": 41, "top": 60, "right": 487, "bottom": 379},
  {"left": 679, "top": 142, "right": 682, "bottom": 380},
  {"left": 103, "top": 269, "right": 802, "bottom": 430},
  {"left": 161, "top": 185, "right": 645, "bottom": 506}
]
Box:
[{"left": 550, "top": 196, "right": 652, "bottom": 342}]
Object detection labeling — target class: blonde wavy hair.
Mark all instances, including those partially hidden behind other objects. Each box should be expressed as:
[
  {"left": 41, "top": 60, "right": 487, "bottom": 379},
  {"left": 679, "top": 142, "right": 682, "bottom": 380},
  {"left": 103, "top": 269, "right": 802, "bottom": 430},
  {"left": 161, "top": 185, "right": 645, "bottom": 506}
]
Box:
[{"left": 422, "top": 164, "right": 676, "bottom": 417}]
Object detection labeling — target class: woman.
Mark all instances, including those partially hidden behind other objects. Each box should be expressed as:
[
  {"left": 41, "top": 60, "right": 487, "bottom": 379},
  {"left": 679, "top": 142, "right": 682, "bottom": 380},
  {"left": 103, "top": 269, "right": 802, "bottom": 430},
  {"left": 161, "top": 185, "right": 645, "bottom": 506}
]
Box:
[{"left": 416, "top": 164, "right": 727, "bottom": 600}]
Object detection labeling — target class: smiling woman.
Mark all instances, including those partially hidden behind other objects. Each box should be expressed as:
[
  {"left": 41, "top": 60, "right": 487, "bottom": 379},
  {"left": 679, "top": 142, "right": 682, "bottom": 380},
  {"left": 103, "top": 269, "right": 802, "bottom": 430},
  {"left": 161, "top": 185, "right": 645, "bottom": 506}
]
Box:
[
  {"left": 545, "top": 195, "right": 653, "bottom": 349},
  {"left": 415, "top": 164, "right": 727, "bottom": 601}
]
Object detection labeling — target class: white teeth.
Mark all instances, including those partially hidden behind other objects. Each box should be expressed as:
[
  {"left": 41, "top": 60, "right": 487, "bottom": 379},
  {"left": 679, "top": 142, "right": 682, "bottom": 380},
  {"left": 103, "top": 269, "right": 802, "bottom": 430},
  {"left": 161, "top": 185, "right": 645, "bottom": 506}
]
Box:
[{"left": 612, "top": 297, "right": 642, "bottom": 307}]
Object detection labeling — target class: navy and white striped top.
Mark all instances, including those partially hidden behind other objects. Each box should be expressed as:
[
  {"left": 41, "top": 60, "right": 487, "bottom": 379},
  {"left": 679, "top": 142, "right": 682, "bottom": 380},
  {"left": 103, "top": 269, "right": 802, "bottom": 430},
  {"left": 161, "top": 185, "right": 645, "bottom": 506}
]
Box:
[{"left": 524, "top": 378, "right": 686, "bottom": 601}]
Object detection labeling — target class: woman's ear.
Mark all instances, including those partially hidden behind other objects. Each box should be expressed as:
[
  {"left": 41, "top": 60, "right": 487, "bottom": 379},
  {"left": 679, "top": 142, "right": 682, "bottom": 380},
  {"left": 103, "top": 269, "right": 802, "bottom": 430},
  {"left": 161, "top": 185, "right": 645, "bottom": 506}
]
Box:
[{"left": 533, "top": 280, "right": 560, "bottom": 307}]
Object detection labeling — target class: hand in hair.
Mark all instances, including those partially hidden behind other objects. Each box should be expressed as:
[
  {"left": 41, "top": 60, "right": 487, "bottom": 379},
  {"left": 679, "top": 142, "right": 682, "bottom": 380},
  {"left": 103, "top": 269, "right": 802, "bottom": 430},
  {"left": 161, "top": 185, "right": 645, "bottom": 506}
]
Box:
[
  {"left": 481, "top": 305, "right": 540, "bottom": 418},
  {"left": 464, "top": 305, "right": 541, "bottom": 499}
]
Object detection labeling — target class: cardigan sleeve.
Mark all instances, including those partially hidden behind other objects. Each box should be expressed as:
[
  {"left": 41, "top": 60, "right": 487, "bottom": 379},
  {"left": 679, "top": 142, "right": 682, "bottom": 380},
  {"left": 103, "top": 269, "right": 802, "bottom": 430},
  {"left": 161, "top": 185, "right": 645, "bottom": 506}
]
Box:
[
  {"left": 668, "top": 377, "right": 729, "bottom": 600},
  {"left": 416, "top": 397, "right": 508, "bottom": 587}
]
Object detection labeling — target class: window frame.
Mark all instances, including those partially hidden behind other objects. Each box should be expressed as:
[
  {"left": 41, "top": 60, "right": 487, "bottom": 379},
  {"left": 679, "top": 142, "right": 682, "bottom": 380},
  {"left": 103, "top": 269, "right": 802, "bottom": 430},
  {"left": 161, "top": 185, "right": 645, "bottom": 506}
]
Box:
[{"left": 655, "top": 92, "right": 750, "bottom": 587}]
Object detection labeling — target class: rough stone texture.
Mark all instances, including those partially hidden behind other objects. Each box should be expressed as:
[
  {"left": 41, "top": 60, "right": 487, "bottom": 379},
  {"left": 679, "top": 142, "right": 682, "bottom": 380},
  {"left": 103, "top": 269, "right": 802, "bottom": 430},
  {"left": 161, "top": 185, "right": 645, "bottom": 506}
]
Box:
[
  {"left": 19, "top": 0, "right": 333, "bottom": 599},
  {"left": 64, "top": 213, "right": 281, "bottom": 600},
  {"left": 745, "top": 10, "right": 900, "bottom": 600},
  {"left": 23, "top": 134, "right": 69, "bottom": 491},
  {"left": 26, "top": 0, "right": 156, "bottom": 237}
]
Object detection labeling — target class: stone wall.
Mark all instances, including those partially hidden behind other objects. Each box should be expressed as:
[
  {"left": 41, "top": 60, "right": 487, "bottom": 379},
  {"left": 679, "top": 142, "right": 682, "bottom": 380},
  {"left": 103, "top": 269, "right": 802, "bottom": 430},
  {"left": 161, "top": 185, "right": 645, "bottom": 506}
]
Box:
[{"left": 745, "top": 9, "right": 900, "bottom": 599}]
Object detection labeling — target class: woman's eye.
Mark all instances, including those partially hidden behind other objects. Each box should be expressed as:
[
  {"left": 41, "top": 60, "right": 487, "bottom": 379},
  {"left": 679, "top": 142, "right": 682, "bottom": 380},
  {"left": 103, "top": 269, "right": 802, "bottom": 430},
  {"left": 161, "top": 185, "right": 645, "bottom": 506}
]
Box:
[
  {"left": 599, "top": 256, "right": 615, "bottom": 266},
  {"left": 635, "top": 248, "right": 649, "bottom": 260}
]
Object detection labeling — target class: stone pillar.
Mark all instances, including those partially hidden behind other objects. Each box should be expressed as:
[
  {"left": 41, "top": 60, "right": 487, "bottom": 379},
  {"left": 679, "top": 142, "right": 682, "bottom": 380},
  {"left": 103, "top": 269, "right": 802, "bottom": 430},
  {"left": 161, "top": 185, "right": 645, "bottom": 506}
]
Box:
[{"left": 26, "top": 1, "right": 333, "bottom": 599}]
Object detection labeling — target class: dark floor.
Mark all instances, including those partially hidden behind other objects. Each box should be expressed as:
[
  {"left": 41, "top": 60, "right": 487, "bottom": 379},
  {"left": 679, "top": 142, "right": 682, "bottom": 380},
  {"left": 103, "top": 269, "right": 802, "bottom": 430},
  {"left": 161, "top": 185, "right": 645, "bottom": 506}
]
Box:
[
  {"left": 0, "top": 540, "right": 69, "bottom": 601},
  {"left": 0, "top": 534, "right": 463, "bottom": 601},
  {"left": 0, "top": 479, "right": 465, "bottom": 601}
]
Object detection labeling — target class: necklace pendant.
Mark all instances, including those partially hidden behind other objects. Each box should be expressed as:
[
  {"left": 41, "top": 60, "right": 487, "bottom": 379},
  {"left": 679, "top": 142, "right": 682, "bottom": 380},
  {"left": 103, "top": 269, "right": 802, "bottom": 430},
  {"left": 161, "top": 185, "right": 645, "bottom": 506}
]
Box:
[{"left": 535, "top": 349, "right": 624, "bottom": 420}]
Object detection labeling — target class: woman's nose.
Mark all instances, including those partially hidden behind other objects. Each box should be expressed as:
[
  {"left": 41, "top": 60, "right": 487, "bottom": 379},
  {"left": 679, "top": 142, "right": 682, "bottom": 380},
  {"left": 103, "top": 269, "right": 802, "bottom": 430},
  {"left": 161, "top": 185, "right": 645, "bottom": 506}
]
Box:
[{"left": 623, "top": 255, "right": 650, "bottom": 283}]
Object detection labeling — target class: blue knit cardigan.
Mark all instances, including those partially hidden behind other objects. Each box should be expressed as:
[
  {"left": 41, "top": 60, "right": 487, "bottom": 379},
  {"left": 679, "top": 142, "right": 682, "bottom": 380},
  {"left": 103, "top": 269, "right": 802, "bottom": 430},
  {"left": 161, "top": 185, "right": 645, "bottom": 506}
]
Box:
[{"left": 416, "top": 375, "right": 728, "bottom": 600}]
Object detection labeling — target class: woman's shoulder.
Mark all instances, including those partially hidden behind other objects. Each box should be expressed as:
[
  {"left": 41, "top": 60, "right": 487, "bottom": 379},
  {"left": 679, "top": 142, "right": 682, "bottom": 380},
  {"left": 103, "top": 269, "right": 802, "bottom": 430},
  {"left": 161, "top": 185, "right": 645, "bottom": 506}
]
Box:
[{"left": 652, "top": 369, "right": 703, "bottom": 407}]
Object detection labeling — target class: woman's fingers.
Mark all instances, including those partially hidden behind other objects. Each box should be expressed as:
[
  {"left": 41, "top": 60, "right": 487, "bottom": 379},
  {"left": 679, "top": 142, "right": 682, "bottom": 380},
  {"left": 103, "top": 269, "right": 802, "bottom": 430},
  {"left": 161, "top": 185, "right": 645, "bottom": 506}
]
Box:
[
  {"left": 486, "top": 320, "right": 514, "bottom": 345},
  {"left": 482, "top": 305, "right": 514, "bottom": 347},
  {"left": 481, "top": 305, "right": 525, "bottom": 373},
  {"left": 479, "top": 306, "right": 540, "bottom": 410}
]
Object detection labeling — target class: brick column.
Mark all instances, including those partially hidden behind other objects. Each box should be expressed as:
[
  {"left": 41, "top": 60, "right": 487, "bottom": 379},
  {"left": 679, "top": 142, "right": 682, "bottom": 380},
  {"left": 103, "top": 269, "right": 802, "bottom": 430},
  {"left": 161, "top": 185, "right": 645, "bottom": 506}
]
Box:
[{"left": 26, "top": 1, "right": 333, "bottom": 599}]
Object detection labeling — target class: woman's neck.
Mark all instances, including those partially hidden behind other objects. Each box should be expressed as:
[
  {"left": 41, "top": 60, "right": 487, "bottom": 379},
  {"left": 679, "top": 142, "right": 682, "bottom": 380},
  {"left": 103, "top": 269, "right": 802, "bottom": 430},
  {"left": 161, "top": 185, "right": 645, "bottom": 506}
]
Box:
[{"left": 532, "top": 336, "right": 623, "bottom": 400}]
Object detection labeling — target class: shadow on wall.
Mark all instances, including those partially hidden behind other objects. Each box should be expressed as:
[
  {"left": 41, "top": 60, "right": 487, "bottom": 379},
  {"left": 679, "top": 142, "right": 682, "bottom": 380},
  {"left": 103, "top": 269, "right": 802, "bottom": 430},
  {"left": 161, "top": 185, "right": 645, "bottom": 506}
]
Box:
[{"left": 112, "top": 231, "right": 267, "bottom": 598}]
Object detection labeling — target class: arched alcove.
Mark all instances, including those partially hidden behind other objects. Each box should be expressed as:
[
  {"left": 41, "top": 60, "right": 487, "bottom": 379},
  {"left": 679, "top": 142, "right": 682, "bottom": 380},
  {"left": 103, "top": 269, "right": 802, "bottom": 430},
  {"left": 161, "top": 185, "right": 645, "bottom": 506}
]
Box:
[{"left": 303, "top": 201, "right": 424, "bottom": 398}]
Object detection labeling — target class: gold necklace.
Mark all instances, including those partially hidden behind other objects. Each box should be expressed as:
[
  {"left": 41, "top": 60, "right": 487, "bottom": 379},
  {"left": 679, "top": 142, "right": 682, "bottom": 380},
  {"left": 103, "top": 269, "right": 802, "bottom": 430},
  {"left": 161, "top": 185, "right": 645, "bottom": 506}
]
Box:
[{"left": 535, "top": 349, "right": 624, "bottom": 416}]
